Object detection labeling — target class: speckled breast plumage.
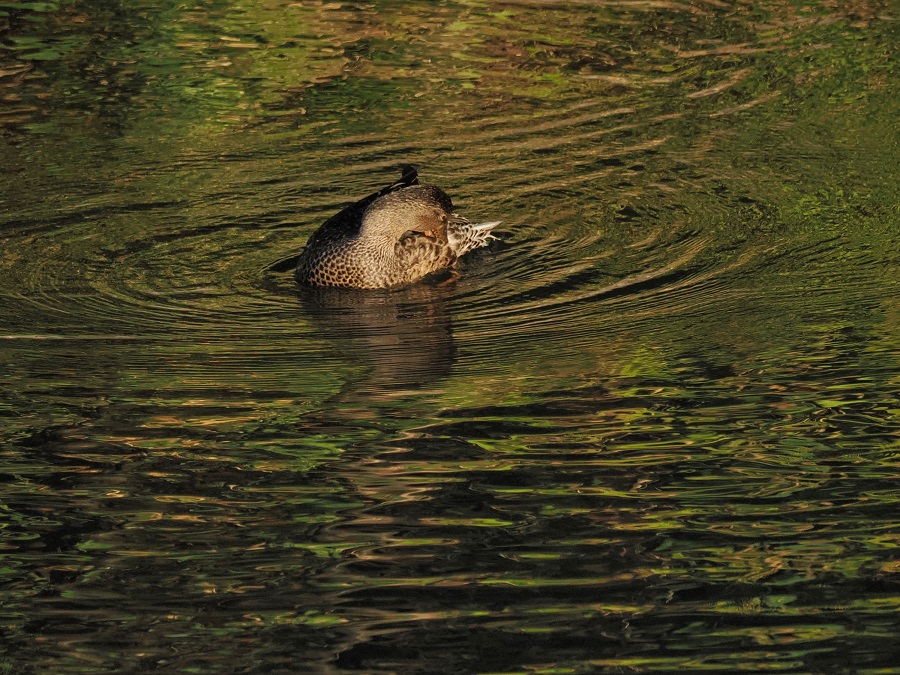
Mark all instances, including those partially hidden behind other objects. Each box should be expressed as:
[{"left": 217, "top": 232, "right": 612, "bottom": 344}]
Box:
[{"left": 295, "top": 228, "right": 457, "bottom": 289}]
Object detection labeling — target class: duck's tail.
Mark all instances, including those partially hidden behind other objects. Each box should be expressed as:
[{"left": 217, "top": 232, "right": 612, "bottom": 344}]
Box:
[{"left": 448, "top": 218, "right": 501, "bottom": 256}]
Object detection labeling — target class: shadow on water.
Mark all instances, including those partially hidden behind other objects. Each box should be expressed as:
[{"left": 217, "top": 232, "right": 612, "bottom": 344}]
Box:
[{"left": 298, "top": 283, "right": 457, "bottom": 399}]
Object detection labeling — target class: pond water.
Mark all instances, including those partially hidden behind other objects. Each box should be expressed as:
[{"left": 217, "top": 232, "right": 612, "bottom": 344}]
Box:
[{"left": 1, "top": 0, "right": 898, "bottom": 672}]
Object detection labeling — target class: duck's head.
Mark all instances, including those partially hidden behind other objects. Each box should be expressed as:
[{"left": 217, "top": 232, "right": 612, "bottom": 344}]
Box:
[{"left": 360, "top": 185, "right": 455, "bottom": 244}]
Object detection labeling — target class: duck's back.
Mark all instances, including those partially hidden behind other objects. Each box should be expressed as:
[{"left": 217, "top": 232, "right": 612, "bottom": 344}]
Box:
[{"left": 295, "top": 168, "right": 421, "bottom": 287}]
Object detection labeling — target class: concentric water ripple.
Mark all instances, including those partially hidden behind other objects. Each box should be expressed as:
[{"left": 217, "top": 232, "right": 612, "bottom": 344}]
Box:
[
  {"left": 1, "top": 1, "right": 898, "bottom": 672},
  {"left": 4, "top": 0, "right": 860, "bottom": 347}
]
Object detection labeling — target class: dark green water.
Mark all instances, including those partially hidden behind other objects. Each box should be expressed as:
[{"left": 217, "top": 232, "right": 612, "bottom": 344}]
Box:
[{"left": 1, "top": 0, "right": 898, "bottom": 672}]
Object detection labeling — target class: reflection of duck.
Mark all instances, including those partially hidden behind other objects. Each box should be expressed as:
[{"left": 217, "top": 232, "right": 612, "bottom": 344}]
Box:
[
  {"left": 295, "top": 166, "right": 500, "bottom": 289},
  {"left": 299, "top": 284, "right": 456, "bottom": 396}
]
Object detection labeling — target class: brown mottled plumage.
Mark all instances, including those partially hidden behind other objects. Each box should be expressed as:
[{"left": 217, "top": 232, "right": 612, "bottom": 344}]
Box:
[{"left": 295, "top": 167, "right": 500, "bottom": 289}]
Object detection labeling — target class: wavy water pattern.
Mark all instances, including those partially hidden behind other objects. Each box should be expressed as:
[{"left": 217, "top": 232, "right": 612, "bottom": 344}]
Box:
[{"left": 1, "top": 0, "right": 898, "bottom": 672}]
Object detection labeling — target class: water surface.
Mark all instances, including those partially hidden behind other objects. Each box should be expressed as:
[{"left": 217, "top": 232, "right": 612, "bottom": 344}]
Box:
[{"left": 1, "top": 0, "right": 898, "bottom": 672}]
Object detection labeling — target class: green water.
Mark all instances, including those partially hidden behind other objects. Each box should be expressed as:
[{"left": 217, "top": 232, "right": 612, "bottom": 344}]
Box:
[{"left": 1, "top": 0, "right": 898, "bottom": 672}]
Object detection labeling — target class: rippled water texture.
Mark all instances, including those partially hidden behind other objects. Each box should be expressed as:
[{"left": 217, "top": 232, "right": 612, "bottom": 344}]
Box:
[{"left": 2, "top": 0, "right": 899, "bottom": 672}]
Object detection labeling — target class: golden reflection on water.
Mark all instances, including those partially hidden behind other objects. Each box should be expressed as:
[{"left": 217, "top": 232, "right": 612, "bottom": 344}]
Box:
[{"left": 0, "top": 0, "right": 898, "bottom": 672}]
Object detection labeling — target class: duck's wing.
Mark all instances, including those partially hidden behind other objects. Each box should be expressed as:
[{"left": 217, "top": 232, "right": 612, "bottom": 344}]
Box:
[{"left": 317, "top": 165, "right": 419, "bottom": 235}]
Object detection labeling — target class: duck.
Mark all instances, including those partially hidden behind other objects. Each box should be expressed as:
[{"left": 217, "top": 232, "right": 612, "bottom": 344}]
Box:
[{"left": 294, "top": 166, "right": 500, "bottom": 289}]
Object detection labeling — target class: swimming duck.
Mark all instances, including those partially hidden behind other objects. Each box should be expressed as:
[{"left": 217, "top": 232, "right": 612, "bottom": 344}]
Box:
[{"left": 295, "top": 166, "right": 500, "bottom": 289}]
